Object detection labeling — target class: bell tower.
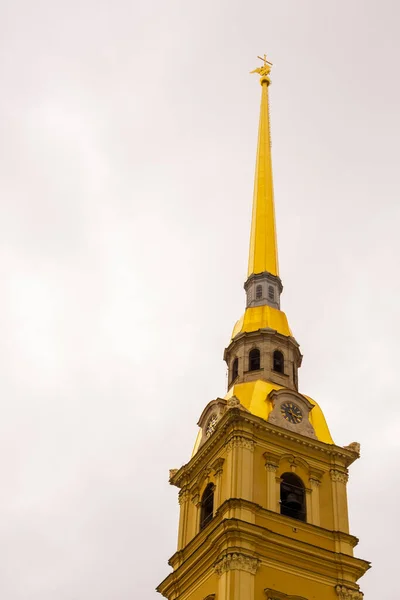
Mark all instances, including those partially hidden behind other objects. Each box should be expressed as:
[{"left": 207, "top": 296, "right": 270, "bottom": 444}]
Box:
[{"left": 157, "top": 57, "right": 370, "bottom": 600}]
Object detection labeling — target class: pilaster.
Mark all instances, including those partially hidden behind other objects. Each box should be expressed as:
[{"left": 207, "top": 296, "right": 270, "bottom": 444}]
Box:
[
  {"left": 308, "top": 473, "right": 322, "bottom": 526},
  {"left": 214, "top": 552, "right": 260, "bottom": 600},
  {"left": 212, "top": 457, "right": 225, "bottom": 509},
  {"left": 330, "top": 469, "right": 350, "bottom": 533},
  {"left": 225, "top": 434, "right": 255, "bottom": 523},
  {"left": 264, "top": 454, "right": 279, "bottom": 512},
  {"left": 177, "top": 487, "right": 190, "bottom": 549}
]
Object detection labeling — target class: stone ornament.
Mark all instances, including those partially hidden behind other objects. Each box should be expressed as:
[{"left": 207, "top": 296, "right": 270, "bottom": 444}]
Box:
[
  {"left": 335, "top": 585, "right": 364, "bottom": 599},
  {"left": 214, "top": 552, "right": 260, "bottom": 576},
  {"left": 226, "top": 395, "right": 241, "bottom": 408},
  {"left": 344, "top": 442, "right": 361, "bottom": 455}
]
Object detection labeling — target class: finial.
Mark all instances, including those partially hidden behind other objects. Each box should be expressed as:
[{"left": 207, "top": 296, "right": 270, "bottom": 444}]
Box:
[{"left": 250, "top": 54, "right": 273, "bottom": 83}]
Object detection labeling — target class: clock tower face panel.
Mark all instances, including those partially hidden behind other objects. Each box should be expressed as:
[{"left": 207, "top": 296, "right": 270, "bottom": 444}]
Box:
[{"left": 280, "top": 401, "right": 303, "bottom": 424}]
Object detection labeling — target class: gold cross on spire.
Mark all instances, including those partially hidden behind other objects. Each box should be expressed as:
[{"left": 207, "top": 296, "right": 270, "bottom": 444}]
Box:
[
  {"left": 251, "top": 53, "right": 273, "bottom": 79},
  {"left": 257, "top": 54, "right": 273, "bottom": 67}
]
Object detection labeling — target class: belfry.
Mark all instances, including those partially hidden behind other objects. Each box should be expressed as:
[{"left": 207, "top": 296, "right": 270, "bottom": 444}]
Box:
[{"left": 157, "top": 58, "right": 370, "bottom": 600}]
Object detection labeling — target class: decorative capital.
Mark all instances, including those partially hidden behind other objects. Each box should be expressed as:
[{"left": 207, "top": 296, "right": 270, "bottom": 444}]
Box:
[
  {"left": 190, "top": 486, "right": 200, "bottom": 506},
  {"left": 263, "top": 451, "right": 280, "bottom": 473},
  {"left": 330, "top": 469, "right": 349, "bottom": 484},
  {"left": 309, "top": 477, "right": 321, "bottom": 488},
  {"left": 178, "top": 488, "right": 189, "bottom": 505},
  {"left": 309, "top": 469, "right": 323, "bottom": 487},
  {"left": 335, "top": 585, "right": 364, "bottom": 600},
  {"left": 212, "top": 457, "right": 225, "bottom": 477},
  {"left": 265, "top": 462, "right": 278, "bottom": 473},
  {"left": 214, "top": 552, "right": 260, "bottom": 576},
  {"left": 225, "top": 435, "right": 255, "bottom": 452}
]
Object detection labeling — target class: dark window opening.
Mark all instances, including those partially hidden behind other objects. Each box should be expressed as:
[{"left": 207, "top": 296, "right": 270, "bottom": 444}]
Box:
[
  {"left": 293, "top": 363, "right": 298, "bottom": 389},
  {"left": 231, "top": 357, "right": 239, "bottom": 382},
  {"left": 249, "top": 348, "right": 261, "bottom": 371},
  {"left": 273, "top": 350, "right": 284, "bottom": 374},
  {"left": 200, "top": 483, "right": 214, "bottom": 530},
  {"left": 256, "top": 284, "right": 263, "bottom": 300},
  {"left": 280, "top": 473, "right": 306, "bottom": 522},
  {"left": 268, "top": 285, "right": 275, "bottom": 301}
]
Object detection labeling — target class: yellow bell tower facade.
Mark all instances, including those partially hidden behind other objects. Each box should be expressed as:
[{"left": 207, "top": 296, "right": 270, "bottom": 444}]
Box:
[{"left": 157, "top": 58, "right": 370, "bottom": 600}]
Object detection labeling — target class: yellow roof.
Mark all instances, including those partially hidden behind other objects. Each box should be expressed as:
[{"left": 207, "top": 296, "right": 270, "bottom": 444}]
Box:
[
  {"left": 226, "top": 380, "right": 334, "bottom": 445},
  {"left": 247, "top": 71, "right": 279, "bottom": 277},
  {"left": 231, "top": 306, "right": 292, "bottom": 340}
]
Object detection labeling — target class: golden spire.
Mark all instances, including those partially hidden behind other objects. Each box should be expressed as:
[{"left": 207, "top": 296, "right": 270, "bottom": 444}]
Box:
[{"left": 247, "top": 54, "right": 279, "bottom": 278}]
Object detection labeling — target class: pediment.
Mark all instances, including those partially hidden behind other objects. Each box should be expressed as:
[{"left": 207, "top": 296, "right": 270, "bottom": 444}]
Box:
[
  {"left": 267, "top": 388, "right": 317, "bottom": 439},
  {"left": 197, "top": 396, "right": 249, "bottom": 448},
  {"left": 197, "top": 398, "right": 227, "bottom": 429}
]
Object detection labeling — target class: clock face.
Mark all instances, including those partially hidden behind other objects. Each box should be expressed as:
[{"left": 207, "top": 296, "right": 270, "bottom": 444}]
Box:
[
  {"left": 206, "top": 414, "right": 218, "bottom": 438},
  {"left": 280, "top": 402, "right": 303, "bottom": 424}
]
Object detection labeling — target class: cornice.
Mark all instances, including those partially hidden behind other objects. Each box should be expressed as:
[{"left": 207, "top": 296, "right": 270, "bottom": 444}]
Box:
[
  {"left": 216, "top": 498, "right": 360, "bottom": 548},
  {"left": 167, "top": 505, "right": 368, "bottom": 583},
  {"left": 244, "top": 271, "right": 283, "bottom": 293},
  {"left": 169, "top": 408, "right": 360, "bottom": 489},
  {"left": 225, "top": 328, "right": 301, "bottom": 357}
]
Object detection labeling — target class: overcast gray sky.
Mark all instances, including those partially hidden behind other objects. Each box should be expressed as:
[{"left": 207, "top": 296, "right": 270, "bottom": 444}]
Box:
[{"left": 0, "top": 0, "right": 399, "bottom": 598}]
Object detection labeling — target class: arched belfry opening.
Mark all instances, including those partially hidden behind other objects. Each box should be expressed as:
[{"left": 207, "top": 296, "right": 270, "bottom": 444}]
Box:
[
  {"left": 249, "top": 348, "right": 261, "bottom": 371},
  {"left": 200, "top": 483, "right": 214, "bottom": 530},
  {"left": 280, "top": 472, "right": 306, "bottom": 522},
  {"left": 273, "top": 350, "right": 284, "bottom": 374},
  {"left": 231, "top": 357, "right": 239, "bottom": 382}
]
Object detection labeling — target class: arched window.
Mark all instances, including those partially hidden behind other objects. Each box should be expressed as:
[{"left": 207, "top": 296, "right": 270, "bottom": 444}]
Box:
[
  {"left": 268, "top": 285, "right": 275, "bottom": 301},
  {"left": 256, "top": 284, "right": 263, "bottom": 300},
  {"left": 280, "top": 473, "right": 306, "bottom": 522},
  {"left": 200, "top": 483, "right": 214, "bottom": 530},
  {"left": 231, "top": 357, "right": 239, "bottom": 382},
  {"left": 273, "top": 350, "right": 284, "bottom": 373},
  {"left": 249, "top": 348, "right": 260, "bottom": 371}
]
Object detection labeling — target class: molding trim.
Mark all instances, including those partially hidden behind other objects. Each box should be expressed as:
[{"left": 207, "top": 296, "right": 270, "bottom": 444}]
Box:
[
  {"left": 170, "top": 408, "right": 359, "bottom": 488},
  {"left": 214, "top": 552, "right": 260, "bottom": 576},
  {"left": 335, "top": 585, "right": 364, "bottom": 599},
  {"left": 264, "top": 590, "right": 307, "bottom": 600}
]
